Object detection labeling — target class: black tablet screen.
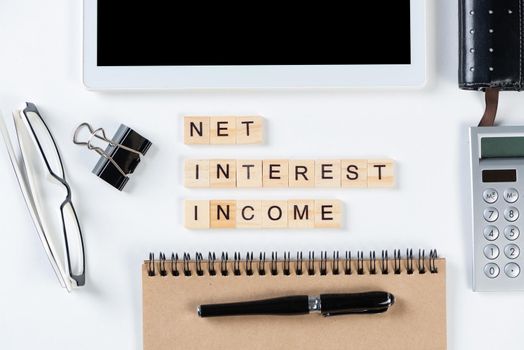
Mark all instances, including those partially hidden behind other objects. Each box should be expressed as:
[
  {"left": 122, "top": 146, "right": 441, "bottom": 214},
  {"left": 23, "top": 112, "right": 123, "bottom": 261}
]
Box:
[{"left": 97, "top": 2, "right": 411, "bottom": 66}]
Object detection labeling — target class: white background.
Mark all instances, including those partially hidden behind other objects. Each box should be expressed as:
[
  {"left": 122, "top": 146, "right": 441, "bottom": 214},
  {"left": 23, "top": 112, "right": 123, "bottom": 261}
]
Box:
[{"left": 1, "top": 1, "right": 524, "bottom": 349}]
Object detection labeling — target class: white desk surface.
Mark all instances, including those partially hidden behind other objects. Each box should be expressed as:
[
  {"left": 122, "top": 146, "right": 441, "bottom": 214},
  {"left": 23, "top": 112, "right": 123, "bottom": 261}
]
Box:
[{"left": 1, "top": 1, "right": 524, "bottom": 349}]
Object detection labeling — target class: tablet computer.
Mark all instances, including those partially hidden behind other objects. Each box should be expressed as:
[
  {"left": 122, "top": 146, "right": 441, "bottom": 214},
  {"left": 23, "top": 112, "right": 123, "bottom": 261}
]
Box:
[{"left": 83, "top": 1, "right": 426, "bottom": 89}]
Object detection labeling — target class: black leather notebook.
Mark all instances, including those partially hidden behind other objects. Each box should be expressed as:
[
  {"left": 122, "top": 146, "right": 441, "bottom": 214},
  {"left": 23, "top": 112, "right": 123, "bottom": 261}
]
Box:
[{"left": 459, "top": 0, "right": 523, "bottom": 91}]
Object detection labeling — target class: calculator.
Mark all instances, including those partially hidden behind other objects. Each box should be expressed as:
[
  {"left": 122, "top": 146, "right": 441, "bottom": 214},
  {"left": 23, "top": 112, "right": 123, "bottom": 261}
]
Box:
[{"left": 470, "top": 126, "right": 524, "bottom": 291}]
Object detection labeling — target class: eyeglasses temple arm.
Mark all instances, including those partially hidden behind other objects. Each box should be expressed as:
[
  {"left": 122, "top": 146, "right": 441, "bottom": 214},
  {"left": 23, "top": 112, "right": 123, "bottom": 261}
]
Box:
[{"left": 0, "top": 110, "right": 72, "bottom": 292}]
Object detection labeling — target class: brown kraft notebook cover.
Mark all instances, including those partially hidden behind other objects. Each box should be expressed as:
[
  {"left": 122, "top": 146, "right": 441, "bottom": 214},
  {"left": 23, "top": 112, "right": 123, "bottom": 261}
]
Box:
[{"left": 142, "top": 250, "right": 446, "bottom": 350}]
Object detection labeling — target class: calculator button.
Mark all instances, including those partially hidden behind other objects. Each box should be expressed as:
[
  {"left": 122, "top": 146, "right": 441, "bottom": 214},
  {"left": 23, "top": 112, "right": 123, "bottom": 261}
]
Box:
[
  {"left": 484, "top": 263, "right": 500, "bottom": 278},
  {"left": 504, "top": 226, "right": 520, "bottom": 240},
  {"left": 504, "top": 244, "right": 520, "bottom": 259},
  {"left": 483, "top": 189, "right": 498, "bottom": 203},
  {"left": 483, "top": 244, "right": 500, "bottom": 259},
  {"left": 504, "top": 188, "right": 519, "bottom": 203},
  {"left": 504, "top": 263, "right": 520, "bottom": 278},
  {"left": 504, "top": 207, "right": 519, "bottom": 222},
  {"left": 483, "top": 226, "right": 499, "bottom": 241},
  {"left": 483, "top": 207, "right": 499, "bottom": 222}
]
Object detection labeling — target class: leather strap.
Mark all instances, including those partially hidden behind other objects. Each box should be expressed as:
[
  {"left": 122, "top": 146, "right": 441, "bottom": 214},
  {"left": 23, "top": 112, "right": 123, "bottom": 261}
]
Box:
[{"left": 478, "top": 88, "right": 500, "bottom": 127}]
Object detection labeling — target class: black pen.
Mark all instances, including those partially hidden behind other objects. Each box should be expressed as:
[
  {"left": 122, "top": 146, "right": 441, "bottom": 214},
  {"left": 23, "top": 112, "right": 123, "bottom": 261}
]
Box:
[{"left": 197, "top": 291, "right": 394, "bottom": 317}]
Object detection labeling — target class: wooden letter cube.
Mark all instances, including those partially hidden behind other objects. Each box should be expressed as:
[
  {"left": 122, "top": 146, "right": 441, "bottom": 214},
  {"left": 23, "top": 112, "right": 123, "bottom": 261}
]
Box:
[
  {"left": 288, "top": 160, "right": 315, "bottom": 188},
  {"left": 262, "top": 160, "right": 289, "bottom": 187},
  {"left": 184, "top": 200, "right": 210, "bottom": 229},
  {"left": 236, "top": 116, "right": 263, "bottom": 144},
  {"left": 367, "top": 160, "right": 395, "bottom": 187},
  {"left": 315, "top": 160, "right": 341, "bottom": 187},
  {"left": 287, "top": 200, "right": 315, "bottom": 229},
  {"left": 210, "top": 200, "right": 237, "bottom": 228},
  {"left": 341, "top": 160, "right": 368, "bottom": 188},
  {"left": 236, "top": 200, "right": 262, "bottom": 228},
  {"left": 237, "top": 160, "right": 262, "bottom": 188},
  {"left": 210, "top": 117, "right": 236, "bottom": 144},
  {"left": 314, "top": 200, "right": 342, "bottom": 228},
  {"left": 184, "top": 117, "right": 210, "bottom": 144},
  {"left": 184, "top": 160, "right": 210, "bottom": 188},
  {"left": 262, "top": 201, "right": 288, "bottom": 228},
  {"left": 210, "top": 160, "right": 237, "bottom": 188}
]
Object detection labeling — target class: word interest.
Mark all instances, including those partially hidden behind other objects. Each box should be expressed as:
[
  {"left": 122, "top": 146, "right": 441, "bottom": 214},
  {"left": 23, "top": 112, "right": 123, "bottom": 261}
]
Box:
[
  {"left": 184, "top": 116, "right": 263, "bottom": 145},
  {"left": 184, "top": 159, "right": 394, "bottom": 188},
  {"left": 185, "top": 200, "right": 342, "bottom": 229}
]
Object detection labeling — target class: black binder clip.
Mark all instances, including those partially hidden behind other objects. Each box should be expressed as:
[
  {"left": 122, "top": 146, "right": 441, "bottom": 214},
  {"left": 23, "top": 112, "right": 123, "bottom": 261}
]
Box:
[{"left": 73, "top": 123, "right": 152, "bottom": 190}]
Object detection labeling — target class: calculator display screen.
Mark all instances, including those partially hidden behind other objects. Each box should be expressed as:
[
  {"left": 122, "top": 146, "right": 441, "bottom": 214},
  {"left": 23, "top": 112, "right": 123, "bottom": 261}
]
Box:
[
  {"left": 481, "top": 137, "right": 524, "bottom": 158},
  {"left": 482, "top": 169, "right": 517, "bottom": 183}
]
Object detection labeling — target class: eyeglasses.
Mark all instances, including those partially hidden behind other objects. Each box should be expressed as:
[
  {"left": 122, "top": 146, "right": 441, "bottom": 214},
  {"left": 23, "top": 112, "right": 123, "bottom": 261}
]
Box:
[{"left": 0, "top": 103, "right": 85, "bottom": 291}]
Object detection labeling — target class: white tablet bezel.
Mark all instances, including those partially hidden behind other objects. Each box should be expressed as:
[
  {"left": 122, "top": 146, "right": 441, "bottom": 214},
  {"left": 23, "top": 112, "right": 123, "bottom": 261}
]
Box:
[{"left": 83, "top": 0, "right": 426, "bottom": 90}]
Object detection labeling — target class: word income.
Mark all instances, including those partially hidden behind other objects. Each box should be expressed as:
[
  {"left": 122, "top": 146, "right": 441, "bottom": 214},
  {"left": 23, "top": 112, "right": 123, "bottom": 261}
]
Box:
[
  {"left": 185, "top": 159, "right": 394, "bottom": 188},
  {"left": 185, "top": 200, "right": 342, "bottom": 229}
]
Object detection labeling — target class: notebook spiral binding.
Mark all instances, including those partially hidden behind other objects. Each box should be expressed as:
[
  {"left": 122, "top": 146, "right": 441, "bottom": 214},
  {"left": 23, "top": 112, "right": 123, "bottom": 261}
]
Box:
[{"left": 147, "top": 249, "right": 439, "bottom": 277}]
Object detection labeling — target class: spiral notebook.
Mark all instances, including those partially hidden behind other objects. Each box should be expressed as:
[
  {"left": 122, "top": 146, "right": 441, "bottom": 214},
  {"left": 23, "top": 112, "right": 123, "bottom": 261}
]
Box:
[{"left": 142, "top": 250, "right": 446, "bottom": 350}]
